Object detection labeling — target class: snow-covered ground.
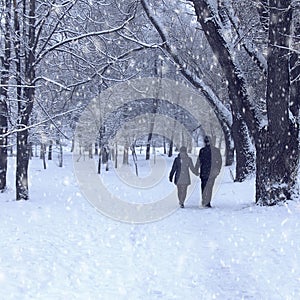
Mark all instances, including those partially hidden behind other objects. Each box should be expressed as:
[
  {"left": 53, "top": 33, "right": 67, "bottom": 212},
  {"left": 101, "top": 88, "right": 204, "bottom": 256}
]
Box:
[{"left": 1, "top": 149, "right": 300, "bottom": 299}]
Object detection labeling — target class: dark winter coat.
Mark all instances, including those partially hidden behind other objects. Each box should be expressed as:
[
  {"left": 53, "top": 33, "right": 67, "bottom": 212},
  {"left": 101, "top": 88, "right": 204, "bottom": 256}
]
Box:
[
  {"left": 169, "top": 152, "right": 197, "bottom": 185},
  {"left": 196, "top": 145, "right": 222, "bottom": 180}
]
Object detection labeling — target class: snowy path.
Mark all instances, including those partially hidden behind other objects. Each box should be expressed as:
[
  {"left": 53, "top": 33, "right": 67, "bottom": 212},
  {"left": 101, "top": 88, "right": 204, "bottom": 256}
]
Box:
[{"left": 1, "top": 153, "right": 300, "bottom": 299}]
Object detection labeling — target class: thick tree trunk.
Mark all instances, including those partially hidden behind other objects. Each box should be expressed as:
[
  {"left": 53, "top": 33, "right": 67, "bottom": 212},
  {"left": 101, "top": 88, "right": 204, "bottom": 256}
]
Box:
[
  {"left": 192, "top": 0, "right": 256, "bottom": 180},
  {"left": 195, "top": 0, "right": 298, "bottom": 203},
  {"left": 16, "top": 0, "right": 36, "bottom": 200},
  {"left": 256, "top": 0, "right": 298, "bottom": 205},
  {"left": 290, "top": 20, "right": 300, "bottom": 118},
  {"left": 256, "top": 122, "right": 298, "bottom": 204},
  {"left": 231, "top": 117, "right": 255, "bottom": 181}
]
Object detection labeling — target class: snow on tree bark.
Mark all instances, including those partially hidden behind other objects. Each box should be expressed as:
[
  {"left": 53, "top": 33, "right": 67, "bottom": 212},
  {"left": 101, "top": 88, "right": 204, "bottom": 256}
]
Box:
[
  {"left": 191, "top": 0, "right": 255, "bottom": 180},
  {"left": 256, "top": 0, "right": 299, "bottom": 205},
  {"left": 190, "top": 0, "right": 299, "bottom": 204},
  {"left": 16, "top": 0, "right": 36, "bottom": 200},
  {"left": 0, "top": 0, "right": 11, "bottom": 191},
  {"left": 140, "top": 0, "right": 235, "bottom": 166},
  {"left": 0, "top": 97, "right": 8, "bottom": 191}
]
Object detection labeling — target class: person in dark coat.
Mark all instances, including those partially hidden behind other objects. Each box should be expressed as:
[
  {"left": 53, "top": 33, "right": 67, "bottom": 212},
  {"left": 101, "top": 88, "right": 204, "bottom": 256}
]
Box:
[
  {"left": 169, "top": 146, "right": 198, "bottom": 208},
  {"left": 195, "top": 136, "right": 222, "bottom": 208}
]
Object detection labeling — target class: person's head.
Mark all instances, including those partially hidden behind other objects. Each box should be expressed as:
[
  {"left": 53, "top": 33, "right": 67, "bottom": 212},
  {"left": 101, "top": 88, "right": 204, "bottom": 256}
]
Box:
[
  {"left": 179, "top": 146, "right": 187, "bottom": 153},
  {"left": 204, "top": 135, "right": 211, "bottom": 145}
]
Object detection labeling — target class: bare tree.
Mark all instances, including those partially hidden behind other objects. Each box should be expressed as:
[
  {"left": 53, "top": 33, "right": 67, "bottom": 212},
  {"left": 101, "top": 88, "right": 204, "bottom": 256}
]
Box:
[
  {"left": 0, "top": 0, "right": 11, "bottom": 191},
  {"left": 9, "top": 0, "right": 137, "bottom": 200}
]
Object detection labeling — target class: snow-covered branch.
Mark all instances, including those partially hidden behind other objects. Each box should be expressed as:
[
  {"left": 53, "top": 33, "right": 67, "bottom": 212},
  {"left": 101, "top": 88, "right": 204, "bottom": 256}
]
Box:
[
  {"left": 35, "top": 14, "right": 135, "bottom": 67},
  {"left": 0, "top": 108, "right": 80, "bottom": 139},
  {"left": 140, "top": 0, "right": 232, "bottom": 128},
  {"left": 33, "top": 76, "right": 72, "bottom": 91}
]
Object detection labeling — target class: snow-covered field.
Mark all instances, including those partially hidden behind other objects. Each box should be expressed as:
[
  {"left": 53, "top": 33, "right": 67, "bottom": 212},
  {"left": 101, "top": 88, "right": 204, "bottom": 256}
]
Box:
[{"left": 1, "top": 149, "right": 300, "bottom": 299}]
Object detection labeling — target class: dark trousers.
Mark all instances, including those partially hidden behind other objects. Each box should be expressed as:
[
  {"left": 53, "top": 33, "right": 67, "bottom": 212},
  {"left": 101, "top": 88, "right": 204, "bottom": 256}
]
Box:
[
  {"left": 201, "top": 177, "right": 215, "bottom": 206},
  {"left": 177, "top": 184, "right": 188, "bottom": 205}
]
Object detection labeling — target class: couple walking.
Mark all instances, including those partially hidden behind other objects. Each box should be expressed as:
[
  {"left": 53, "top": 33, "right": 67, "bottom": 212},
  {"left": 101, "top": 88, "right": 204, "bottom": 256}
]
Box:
[{"left": 169, "top": 136, "right": 222, "bottom": 208}]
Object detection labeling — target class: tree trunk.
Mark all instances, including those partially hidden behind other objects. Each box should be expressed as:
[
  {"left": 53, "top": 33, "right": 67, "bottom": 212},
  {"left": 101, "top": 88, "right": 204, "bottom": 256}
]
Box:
[
  {"left": 141, "top": 0, "right": 235, "bottom": 166},
  {"left": 0, "top": 99, "right": 8, "bottom": 191},
  {"left": 16, "top": 130, "right": 30, "bottom": 200},
  {"left": 192, "top": 0, "right": 256, "bottom": 181},
  {"left": 95, "top": 142, "right": 98, "bottom": 155},
  {"left": 98, "top": 151, "right": 101, "bottom": 174},
  {"left": 48, "top": 140, "right": 53, "bottom": 160},
  {"left": 290, "top": 19, "right": 300, "bottom": 118},
  {"left": 16, "top": 0, "right": 36, "bottom": 200},
  {"left": 220, "top": 121, "right": 234, "bottom": 166},
  {"left": 123, "top": 146, "right": 129, "bottom": 165},
  {"left": 42, "top": 149, "right": 47, "bottom": 170},
  {"left": 168, "top": 140, "right": 173, "bottom": 157},
  {"left": 146, "top": 99, "right": 158, "bottom": 160},
  {"left": 114, "top": 143, "right": 118, "bottom": 169},
  {"left": 0, "top": 0, "right": 11, "bottom": 191},
  {"left": 231, "top": 117, "right": 255, "bottom": 181},
  {"left": 71, "top": 138, "right": 75, "bottom": 152},
  {"left": 146, "top": 135, "right": 152, "bottom": 160},
  {"left": 256, "top": 0, "right": 298, "bottom": 205},
  {"left": 58, "top": 143, "right": 63, "bottom": 168},
  {"left": 40, "top": 144, "right": 46, "bottom": 169},
  {"left": 256, "top": 121, "right": 298, "bottom": 204}
]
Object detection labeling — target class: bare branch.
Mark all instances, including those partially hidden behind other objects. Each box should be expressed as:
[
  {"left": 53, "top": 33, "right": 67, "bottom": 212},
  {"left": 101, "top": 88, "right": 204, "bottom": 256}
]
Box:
[
  {"left": 35, "top": 14, "right": 135, "bottom": 67},
  {"left": 0, "top": 108, "right": 80, "bottom": 139}
]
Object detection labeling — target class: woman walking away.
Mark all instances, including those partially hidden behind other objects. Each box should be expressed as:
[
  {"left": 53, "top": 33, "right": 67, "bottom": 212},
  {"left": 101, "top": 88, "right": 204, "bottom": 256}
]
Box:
[{"left": 169, "top": 146, "right": 198, "bottom": 208}]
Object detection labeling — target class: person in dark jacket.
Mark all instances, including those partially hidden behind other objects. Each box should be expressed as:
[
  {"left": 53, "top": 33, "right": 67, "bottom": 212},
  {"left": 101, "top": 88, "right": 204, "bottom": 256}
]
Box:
[
  {"left": 169, "top": 146, "right": 198, "bottom": 208},
  {"left": 195, "top": 136, "right": 222, "bottom": 208}
]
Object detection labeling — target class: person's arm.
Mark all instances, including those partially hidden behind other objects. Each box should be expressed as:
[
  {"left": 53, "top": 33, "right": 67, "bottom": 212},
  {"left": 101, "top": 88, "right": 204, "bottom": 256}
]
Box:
[{"left": 169, "top": 158, "right": 178, "bottom": 182}]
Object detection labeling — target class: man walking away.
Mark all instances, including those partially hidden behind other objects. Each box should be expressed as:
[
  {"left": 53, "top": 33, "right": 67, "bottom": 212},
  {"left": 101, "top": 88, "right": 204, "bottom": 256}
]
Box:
[{"left": 195, "top": 136, "right": 222, "bottom": 208}]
